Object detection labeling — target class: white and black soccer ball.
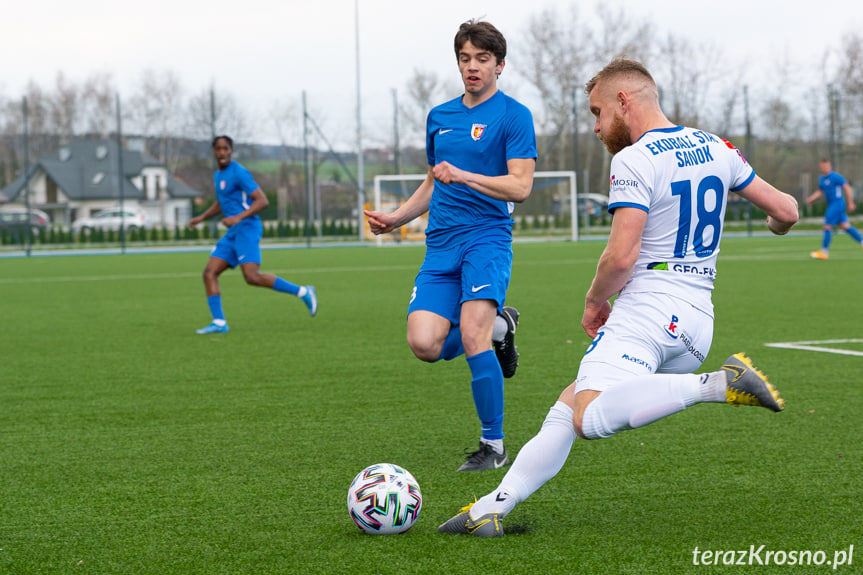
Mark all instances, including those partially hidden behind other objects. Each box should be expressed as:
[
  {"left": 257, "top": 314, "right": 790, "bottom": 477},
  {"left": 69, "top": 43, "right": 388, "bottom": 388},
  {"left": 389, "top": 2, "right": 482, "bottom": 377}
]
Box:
[{"left": 347, "top": 463, "right": 422, "bottom": 535}]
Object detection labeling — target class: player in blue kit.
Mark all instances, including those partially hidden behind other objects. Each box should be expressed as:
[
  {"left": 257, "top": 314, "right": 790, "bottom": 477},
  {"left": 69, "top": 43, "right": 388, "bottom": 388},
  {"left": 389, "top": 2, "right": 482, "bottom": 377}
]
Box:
[
  {"left": 364, "top": 20, "right": 537, "bottom": 471},
  {"left": 806, "top": 159, "right": 862, "bottom": 260},
  {"left": 190, "top": 135, "right": 317, "bottom": 334},
  {"left": 439, "top": 59, "right": 800, "bottom": 535}
]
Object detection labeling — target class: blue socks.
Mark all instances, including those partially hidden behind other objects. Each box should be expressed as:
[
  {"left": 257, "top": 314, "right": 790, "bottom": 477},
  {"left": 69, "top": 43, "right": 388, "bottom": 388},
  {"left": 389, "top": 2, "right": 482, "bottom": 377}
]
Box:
[
  {"left": 466, "top": 350, "right": 505, "bottom": 440},
  {"left": 822, "top": 227, "right": 863, "bottom": 250},
  {"left": 207, "top": 295, "right": 225, "bottom": 324},
  {"left": 272, "top": 277, "right": 301, "bottom": 296}
]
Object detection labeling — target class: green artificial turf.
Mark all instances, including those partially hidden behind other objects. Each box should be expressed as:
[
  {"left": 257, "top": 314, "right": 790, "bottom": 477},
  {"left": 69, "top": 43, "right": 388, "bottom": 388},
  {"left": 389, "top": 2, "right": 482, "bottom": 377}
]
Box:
[{"left": 0, "top": 235, "right": 860, "bottom": 574}]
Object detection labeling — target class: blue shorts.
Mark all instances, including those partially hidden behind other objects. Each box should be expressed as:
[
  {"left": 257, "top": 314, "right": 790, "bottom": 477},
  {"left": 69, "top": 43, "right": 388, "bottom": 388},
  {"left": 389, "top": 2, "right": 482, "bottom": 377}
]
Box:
[
  {"left": 408, "top": 232, "right": 512, "bottom": 325},
  {"left": 824, "top": 204, "right": 849, "bottom": 227},
  {"left": 210, "top": 220, "right": 263, "bottom": 268}
]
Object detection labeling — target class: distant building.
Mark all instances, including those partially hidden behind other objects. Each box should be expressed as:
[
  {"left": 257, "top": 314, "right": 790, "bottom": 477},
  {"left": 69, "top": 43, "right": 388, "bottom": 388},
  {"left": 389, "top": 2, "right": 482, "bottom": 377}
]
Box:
[{"left": 0, "top": 139, "right": 202, "bottom": 228}]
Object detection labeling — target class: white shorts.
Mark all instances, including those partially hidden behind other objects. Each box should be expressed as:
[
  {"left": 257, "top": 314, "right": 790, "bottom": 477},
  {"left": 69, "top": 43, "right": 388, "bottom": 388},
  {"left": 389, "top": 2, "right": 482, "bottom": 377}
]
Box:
[{"left": 574, "top": 292, "right": 714, "bottom": 394}]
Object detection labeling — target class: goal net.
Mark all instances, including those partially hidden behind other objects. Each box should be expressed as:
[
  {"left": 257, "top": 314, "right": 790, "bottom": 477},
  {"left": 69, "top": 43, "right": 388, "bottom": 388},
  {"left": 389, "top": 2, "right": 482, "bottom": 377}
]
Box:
[{"left": 366, "top": 171, "right": 585, "bottom": 245}]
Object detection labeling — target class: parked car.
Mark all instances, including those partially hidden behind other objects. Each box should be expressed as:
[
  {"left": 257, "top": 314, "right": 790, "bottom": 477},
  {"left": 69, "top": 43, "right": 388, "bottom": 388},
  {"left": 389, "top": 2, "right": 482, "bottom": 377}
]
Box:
[
  {"left": 576, "top": 193, "right": 610, "bottom": 217},
  {"left": 72, "top": 208, "right": 148, "bottom": 234},
  {"left": 0, "top": 207, "right": 51, "bottom": 237}
]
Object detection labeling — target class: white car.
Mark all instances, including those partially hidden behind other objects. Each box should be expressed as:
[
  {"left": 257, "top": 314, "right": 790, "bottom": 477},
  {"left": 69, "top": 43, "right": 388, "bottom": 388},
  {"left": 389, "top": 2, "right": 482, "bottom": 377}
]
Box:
[
  {"left": 577, "top": 193, "right": 610, "bottom": 216},
  {"left": 72, "top": 208, "right": 148, "bottom": 234}
]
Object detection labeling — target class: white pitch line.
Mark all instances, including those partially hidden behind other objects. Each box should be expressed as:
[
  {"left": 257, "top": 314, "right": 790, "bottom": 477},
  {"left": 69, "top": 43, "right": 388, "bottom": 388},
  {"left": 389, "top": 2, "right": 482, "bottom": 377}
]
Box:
[
  {"left": 765, "top": 339, "right": 863, "bottom": 357},
  {"left": 0, "top": 264, "right": 421, "bottom": 285}
]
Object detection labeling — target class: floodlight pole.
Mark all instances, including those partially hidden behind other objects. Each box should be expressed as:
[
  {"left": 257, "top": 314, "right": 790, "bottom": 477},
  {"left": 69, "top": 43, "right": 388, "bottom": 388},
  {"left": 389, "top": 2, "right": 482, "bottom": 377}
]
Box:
[
  {"left": 22, "top": 97, "right": 32, "bottom": 257},
  {"left": 572, "top": 88, "right": 579, "bottom": 180},
  {"left": 572, "top": 88, "right": 581, "bottom": 238},
  {"left": 744, "top": 86, "right": 753, "bottom": 237},
  {"left": 828, "top": 84, "right": 838, "bottom": 167},
  {"left": 209, "top": 85, "right": 219, "bottom": 241},
  {"left": 355, "top": 0, "right": 365, "bottom": 240},
  {"left": 303, "top": 91, "right": 312, "bottom": 248},
  {"left": 116, "top": 93, "right": 126, "bottom": 253}
]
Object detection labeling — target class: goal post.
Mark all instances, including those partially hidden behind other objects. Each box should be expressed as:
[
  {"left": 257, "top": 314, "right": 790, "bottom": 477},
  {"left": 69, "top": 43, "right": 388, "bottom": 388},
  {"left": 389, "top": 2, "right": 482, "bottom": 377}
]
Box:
[{"left": 367, "top": 170, "right": 581, "bottom": 245}]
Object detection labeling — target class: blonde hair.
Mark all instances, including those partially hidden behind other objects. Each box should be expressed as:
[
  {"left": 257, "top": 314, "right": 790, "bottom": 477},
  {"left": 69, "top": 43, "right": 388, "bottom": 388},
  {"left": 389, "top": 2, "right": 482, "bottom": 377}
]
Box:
[{"left": 585, "top": 58, "right": 656, "bottom": 97}]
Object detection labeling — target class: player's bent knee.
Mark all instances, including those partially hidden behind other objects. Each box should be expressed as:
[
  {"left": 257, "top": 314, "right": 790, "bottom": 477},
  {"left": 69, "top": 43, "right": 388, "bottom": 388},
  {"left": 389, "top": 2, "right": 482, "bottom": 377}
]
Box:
[
  {"left": 406, "top": 335, "right": 442, "bottom": 363},
  {"left": 571, "top": 388, "right": 601, "bottom": 440},
  {"left": 409, "top": 342, "right": 442, "bottom": 363}
]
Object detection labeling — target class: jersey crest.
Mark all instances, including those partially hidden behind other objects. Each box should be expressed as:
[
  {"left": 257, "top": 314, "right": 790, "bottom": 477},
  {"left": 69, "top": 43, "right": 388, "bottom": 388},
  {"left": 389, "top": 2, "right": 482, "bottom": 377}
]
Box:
[{"left": 471, "top": 123, "right": 487, "bottom": 141}]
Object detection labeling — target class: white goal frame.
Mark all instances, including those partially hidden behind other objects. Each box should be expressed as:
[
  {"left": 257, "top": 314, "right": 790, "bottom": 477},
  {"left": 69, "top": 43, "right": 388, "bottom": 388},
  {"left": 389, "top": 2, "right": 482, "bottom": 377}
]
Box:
[{"left": 370, "top": 170, "right": 579, "bottom": 246}]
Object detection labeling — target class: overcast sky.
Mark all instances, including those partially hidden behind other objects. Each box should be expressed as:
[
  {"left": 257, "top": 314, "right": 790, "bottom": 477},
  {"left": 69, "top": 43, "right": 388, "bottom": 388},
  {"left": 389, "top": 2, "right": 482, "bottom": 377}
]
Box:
[{"left": 4, "top": 0, "right": 861, "bottom": 146}]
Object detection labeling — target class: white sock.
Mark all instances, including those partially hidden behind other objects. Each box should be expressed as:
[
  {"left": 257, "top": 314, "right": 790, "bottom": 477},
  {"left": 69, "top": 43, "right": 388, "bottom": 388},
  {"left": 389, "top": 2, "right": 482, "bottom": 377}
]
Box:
[
  {"left": 581, "top": 373, "right": 705, "bottom": 440},
  {"left": 212, "top": 319, "right": 227, "bottom": 327},
  {"left": 491, "top": 315, "right": 508, "bottom": 342},
  {"left": 297, "top": 286, "right": 308, "bottom": 298},
  {"left": 471, "top": 401, "right": 577, "bottom": 519},
  {"left": 697, "top": 371, "right": 728, "bottom": 403},
  {"left": 480, "top": 438, "right": 505, "bottom": 455}
]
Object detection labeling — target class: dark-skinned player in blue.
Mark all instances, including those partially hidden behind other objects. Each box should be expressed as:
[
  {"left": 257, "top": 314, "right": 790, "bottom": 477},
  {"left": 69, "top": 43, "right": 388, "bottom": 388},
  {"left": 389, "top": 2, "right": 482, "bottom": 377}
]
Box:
[{"left": 190, "top": 135, "right": 317, "bottom": 334}]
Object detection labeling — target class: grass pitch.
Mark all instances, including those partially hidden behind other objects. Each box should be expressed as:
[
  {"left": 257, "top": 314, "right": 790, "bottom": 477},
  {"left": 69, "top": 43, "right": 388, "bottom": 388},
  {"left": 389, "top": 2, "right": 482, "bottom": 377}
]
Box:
[{"left": 0, "top": 234, "right": 861, "bottom": 574}]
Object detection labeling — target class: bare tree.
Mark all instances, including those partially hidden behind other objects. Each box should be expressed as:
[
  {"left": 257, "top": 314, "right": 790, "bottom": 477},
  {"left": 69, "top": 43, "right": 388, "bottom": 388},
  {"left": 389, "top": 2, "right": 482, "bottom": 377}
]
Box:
[
  {"left": 128, "top": 69, "right": 184, "bottom": 167},
  {"left": 518, "top": 4, "right": 593, "bottom": 170},
  {"left": 22, "top": 81, "right": 55, "bottom": 158},
  {"left": 0, "top": 90, "right": 19, "bottom": 187},
  {"left": 186, "top": 85, "right": 250, "bottom": 144},
  {"left": 268, "top": 96, "right": 302, "bottom": 152},
  {"left": 399, "top": 68, "right": 456, "bottom": 147},
  {"left": 589, "top": 2, "right": 653, "bottom": 63},
  {"left": 48, "top": 72, "right": 78, "bottom": 143},
  {"left": 834, "top": 31, "right": 863, "bottom": 185},
  {"left": 81, "top": 72, "right": 116, "bottom": 138}
]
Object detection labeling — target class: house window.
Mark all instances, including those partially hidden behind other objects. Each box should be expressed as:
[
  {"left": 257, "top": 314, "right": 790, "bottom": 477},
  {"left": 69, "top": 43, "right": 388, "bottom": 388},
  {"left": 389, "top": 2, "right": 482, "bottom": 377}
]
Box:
[
  {"left": 92, "top": 172, "right": 105, "bottom": 185},
  {"left": 59, "top": 147, "right": 71, "bottom": 162},
  {"left": 95, "top": 145, "right": 108, "bottom": 160},
  {"left": 47, "top": 179, "right": 58, "bottom": 204},
  {"left": 153, "top": 175, "right": 161, "bottom": 200}
]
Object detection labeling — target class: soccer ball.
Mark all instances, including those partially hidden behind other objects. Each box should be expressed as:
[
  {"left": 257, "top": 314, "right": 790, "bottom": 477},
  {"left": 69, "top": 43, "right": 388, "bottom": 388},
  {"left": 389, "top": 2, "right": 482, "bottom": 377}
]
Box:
[{"left": 347, "top": 463, "right": 422, "bottom": 535}]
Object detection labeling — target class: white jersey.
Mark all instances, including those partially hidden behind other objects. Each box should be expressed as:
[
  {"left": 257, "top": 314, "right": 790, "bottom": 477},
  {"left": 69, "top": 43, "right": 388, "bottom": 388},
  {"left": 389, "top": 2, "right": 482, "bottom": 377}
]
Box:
[{"left": 607, "top": 125, "right": 755, "bottom": 317}]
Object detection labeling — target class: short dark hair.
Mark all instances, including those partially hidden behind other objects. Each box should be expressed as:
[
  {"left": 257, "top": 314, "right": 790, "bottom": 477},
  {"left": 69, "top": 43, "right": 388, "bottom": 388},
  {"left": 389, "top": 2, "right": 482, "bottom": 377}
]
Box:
[
  {"left": 212, "top": 135, "right": 233, "bottom": 149},
  {"left": 454, "top": 20, "right": 506, "bottom": 64}
]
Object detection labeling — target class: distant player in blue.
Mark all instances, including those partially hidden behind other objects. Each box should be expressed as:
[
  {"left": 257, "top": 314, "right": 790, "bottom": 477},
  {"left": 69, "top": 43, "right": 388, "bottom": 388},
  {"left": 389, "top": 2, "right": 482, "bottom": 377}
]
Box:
[
  {"left": 189, "top": 135, "right": 317, "bottom": 334},
  {"left": 806, "top": 159, "right": 862, "bottom": 260},
  {"left": 364, "top": 20, "right": 537, "bottom": 471}
]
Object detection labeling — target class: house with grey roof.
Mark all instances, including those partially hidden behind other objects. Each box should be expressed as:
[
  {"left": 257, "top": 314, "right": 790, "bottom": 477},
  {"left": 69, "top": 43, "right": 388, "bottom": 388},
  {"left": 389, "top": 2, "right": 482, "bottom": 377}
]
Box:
[{"left": 0, "top": 139, "right": 202, "bottom": 229}]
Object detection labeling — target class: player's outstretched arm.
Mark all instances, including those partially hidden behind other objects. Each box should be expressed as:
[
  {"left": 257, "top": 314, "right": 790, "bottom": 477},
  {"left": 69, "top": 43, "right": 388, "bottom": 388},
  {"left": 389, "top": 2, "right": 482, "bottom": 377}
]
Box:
[
  {"left": 189, "top": 199, "right": 222, "bottom": 228},
  {"left": 805, "top": 190, "right": 823, "bottom": 205},
  {"left": 737, "top": 175, "right": 799, "bottom": 236},
  {"left": 433, "top": 157, "right": 535, "bottom": 203},
  {"left": 363, "top": 168, "right": 434, "bottom": 235}
]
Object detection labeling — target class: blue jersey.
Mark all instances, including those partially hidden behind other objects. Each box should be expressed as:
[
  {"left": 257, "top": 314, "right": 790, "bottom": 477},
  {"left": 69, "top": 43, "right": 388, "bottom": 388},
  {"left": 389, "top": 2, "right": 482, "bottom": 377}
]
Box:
[
  {"left": 424, "top": 90, "right": 536, "bottom": 247},
  {"left": 214, "top": 161, "right": 262, "bottom": 222},
  {"left": 819, "top": 171, "right": 847, "bottom": 209}
]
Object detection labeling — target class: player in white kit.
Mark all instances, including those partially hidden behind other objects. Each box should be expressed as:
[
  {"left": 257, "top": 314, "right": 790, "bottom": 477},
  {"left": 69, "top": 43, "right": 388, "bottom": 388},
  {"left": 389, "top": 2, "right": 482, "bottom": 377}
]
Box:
[{"left": 439, "top": 58, "right": 800, "bottom": 537}]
